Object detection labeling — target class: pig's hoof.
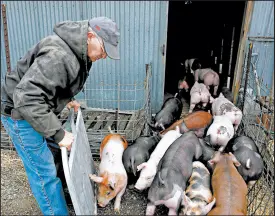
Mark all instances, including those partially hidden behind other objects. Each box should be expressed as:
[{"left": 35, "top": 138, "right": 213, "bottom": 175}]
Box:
[{"left": 114, "top": 208, "right": 120, "bottom": 214}]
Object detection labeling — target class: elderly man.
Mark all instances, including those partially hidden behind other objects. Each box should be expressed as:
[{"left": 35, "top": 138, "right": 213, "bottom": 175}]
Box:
[{"left": 1, "top": 17, "right": 120, "bottom": 215}]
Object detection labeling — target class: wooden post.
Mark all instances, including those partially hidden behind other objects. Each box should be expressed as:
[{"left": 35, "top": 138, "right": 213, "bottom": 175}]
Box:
[{"left": 232, "top": 1, "right": 254, "bottom": 104}]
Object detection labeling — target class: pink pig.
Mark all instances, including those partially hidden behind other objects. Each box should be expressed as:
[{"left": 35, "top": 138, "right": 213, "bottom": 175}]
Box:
[
  {"left": 194, "top": 68, "right": 220, "bottom": 96},
  {"left": 189, "top": 81, "right": 214, "bottom": 113}
]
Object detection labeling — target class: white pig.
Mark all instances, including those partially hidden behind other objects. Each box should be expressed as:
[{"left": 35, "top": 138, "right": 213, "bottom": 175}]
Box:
[
  {"left": 134, "top": 126, "right": 182, "bottom": 191},
  {"left": 89, "top": 128, "right": 128, "bottom": 213},
  {"left": 212, "top": 93, "right": 243, "bottom": 132},
  {"left": 189, "top": 81, "right": 214, "bottom": 113},
  {"left": 205, "top": 115, "right": 234, "bottom": 152}
]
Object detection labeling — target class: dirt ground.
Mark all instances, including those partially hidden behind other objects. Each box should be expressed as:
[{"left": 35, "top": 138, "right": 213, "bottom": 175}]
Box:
[
  {"left": 1, "top": 149, "right": 167, "bottom": 216},
  {"left": 1, "top": 149, "right": 41, "bottom": 215}
]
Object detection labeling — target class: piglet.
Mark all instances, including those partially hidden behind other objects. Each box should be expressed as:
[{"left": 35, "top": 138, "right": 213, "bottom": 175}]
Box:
[
  {"left": 180, "top": 161, "right": 216, "bottom": 215},
  {"left": 226, "top": 135, "right": 264, "bottom": 186},
  {"left": 205, "top": 115, "right": 234, "bottom": 152},
  {"left": 160, "top": 111, "right": 212, "bottom": 138},
  {"left": 194, "top": 68, "right": 220, "bottom": 96},
  {"left": 189, "top": 81, "right": 214, "bottom": 113},
  {"left": 146, "top": 131, "right": 202, "bottom": 215},
  {"left": 207, "top": 152, "right": 248, "bottom": 215},
  {"left": 89, "top": 127, "right": 128, "bottom": 212},
  {"left": 148, "top": 93, "right": 183, "bottom": 131},
  {"left": 185, "top": 58, "right": 202, "bottom": 74},
  {"left": 212, "top": 93, "right": 243, "bottom": 132},
  {"left": 122, "top": 134, "right": 161, "bottom": 177},
  {"left": 134, "top": 126, "right": 182, "bottom": 191}
]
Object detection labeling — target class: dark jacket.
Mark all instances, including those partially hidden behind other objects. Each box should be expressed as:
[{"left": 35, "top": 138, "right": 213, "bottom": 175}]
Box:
[{"left": 1, "top": 20, "right": 92, "bottom": 143}]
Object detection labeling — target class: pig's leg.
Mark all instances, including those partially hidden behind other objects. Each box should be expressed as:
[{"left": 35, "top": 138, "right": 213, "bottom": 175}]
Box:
[
  {"left": 218, "top": 145, "right": 226, "bottom": 153},
  {"left": 146, "top": 202, "right": 156, "bottom": 215},
  {"left": 168, "top": 208, "right": 178, "bottom": 215},
  {"left": 114, "top": 184, "right": 127, "bottom": 213},
  {"left": 202, "top": 102, "right": 208, "bottom": 107},
  {"left": 189, "top": 103, "right": 196, "bottom": 113},
  {"left": 234, "top": 124, "right": 239, "bottom": 133},
  {"left": 213, "top": 85, "right": 219, "bottom": 96}
]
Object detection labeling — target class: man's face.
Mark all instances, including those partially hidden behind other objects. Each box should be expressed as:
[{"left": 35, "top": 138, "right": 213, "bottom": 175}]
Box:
[{"left": 87, "top": 32, "right": 107, "bottom": 62}]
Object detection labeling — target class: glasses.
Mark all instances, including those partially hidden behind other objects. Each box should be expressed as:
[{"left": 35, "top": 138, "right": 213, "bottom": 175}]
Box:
[{"left": 96, "top": 35, "right": 107, "bottom": 57}]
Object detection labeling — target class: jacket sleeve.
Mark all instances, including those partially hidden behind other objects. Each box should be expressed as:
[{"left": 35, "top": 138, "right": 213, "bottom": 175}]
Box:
[{"left": 13, "top": 50, "right": 75, "bottom": 143}]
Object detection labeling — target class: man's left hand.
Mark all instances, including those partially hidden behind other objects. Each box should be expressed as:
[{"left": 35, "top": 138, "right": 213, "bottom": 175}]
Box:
[{"left": 67, "top": 100, "right": 81, "bottom": 112}]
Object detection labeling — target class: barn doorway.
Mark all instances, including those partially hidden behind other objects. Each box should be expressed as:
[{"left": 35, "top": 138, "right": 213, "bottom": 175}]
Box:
[{"left": 164, "top": 1, "right": 246, "bottom": 96}]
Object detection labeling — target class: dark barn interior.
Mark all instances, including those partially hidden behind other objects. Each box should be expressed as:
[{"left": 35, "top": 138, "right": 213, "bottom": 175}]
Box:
[{"left": 164, "top": 1, "right": 246, "bottom": 96}]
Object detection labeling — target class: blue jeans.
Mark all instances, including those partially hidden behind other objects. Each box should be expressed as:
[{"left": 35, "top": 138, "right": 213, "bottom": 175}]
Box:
[{"left": 1, "top": 115, "right": 69, "bottom": 215}]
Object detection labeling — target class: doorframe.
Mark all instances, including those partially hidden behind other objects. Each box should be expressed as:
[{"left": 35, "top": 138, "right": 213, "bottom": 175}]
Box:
[{"left": 232, "top": 1, "right": 255, "bottom": 104}]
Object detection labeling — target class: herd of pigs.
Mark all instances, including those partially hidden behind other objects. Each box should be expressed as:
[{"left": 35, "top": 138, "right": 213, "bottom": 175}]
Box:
[{"left": 88, "top": 58, "right": 264, "bottom": 215}]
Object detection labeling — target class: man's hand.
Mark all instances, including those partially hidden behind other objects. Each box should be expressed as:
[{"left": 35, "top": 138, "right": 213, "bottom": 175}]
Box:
[
  {"left": 58, "top": 130, "right": 74, "bottom": 151},
  {"left": 67, "top": 100, "right": 80, "bottom": 112}
]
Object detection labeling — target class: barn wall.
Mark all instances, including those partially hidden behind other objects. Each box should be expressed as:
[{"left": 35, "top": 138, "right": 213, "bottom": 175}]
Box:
[{"left": 0, "top": 1, "right": 168, "bottom": 112}]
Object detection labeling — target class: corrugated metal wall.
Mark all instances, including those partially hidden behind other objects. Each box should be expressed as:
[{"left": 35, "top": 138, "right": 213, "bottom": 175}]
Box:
[
  {"left": 0, "top": 1, "right": 168, "bottom": 112},
  {"left": 246, "top": 1, "right": 274, "bottom": 96}
]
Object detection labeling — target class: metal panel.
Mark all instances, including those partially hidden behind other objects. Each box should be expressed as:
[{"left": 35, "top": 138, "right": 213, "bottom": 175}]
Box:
[
  {"left": 0, "top": 1, "right": 169, "bottom": 112},
  {"left": 249, "top": 1, "right": 274, "bottom": 37},
  {"left": 245, "top": 1, "right": 274, "bottom": 95}
]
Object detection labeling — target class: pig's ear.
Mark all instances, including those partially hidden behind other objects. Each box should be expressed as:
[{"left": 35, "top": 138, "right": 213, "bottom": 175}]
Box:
[
  {"left": 137, "top": 162, "right": 147, "bottom": 172},
  {"left": 181, "top": 192, "right": 192, "bottom": 207},
  {"left": 89, "top": 174, "right": 104, "bottom": 183},
  {"left": 229, "top": 152, "right": 241, "bottom": 167},
  {"left": 202, "top": 197, "right": 216, "bottom": 215}
]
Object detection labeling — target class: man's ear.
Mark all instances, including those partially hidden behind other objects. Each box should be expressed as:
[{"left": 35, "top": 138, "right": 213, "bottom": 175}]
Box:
[{"left": 87, "top": 31, "right": 96, "bottom": 39}]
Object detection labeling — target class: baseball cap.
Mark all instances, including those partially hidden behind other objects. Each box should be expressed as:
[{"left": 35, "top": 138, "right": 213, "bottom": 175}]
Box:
[{"left": 89, "top": 17, "right": 120, "bottom": 60}]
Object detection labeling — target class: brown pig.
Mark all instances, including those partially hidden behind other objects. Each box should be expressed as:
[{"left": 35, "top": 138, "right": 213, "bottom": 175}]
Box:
[
  {"left": 207, "top": 152, "right": 248, "bottom": 215},
  {"left": 89, "top": 127, "right": 128, "bottom": 213},
  {"left": 160, "top": 111, "right": 212, "bottom": 138}
]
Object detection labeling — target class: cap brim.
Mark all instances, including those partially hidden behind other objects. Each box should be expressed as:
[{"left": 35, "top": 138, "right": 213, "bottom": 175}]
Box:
[{"left": 103, "top": 41, "right": 120, "bottom": 60}]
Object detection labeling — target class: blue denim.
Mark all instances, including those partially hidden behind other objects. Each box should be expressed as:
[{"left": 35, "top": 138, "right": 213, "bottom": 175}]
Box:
[{"left": 1, "top": 115, "right": 69, "bottom": 216}]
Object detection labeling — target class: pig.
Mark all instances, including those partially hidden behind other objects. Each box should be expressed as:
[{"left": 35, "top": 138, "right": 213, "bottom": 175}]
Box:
[
  {"left": 194, "top": 68, "right": 220, "bottom": 96},
  {"left": 221, "top": 87, "right": 233, "bottom": 102},
  {"left": 160, "top": 111, "right": 213, "bottom": 138},
  {"left": 122, "top": 134, "right": 161, "bottom": 177},
  {"left": 225, "top": 135, "right": 264, "bottom": 186},
  {"left": 89, "top": 127, "right": 128, "bottom": 212},
  {"left": 207, "top": 152, "right": 248, "bottom": 215},
  {"left": 178, "top": 73, "right": 195, "bottom": 93},
  {"left": 189, "top": 81, "right": 214, "bottom": 113},
  {"left": 146, "top": 131, "right": 202, "bottom": 215},
  {"left": 180, "top": 161, "right": 216, "bottom": 215},
  {"left": 205, "top": 115, "right": 234, "bottom": 152},
  {"left": 148, "top": 93, "right": 183, "bottom": 131},
  {"left": 134, "top": 126, "right": 182, "bottom": 191},
  {"left": 185, "top": 58, "right": 202, "bottom": 74},
  {"left": 212, "top": 93, "right": 243, "bottom": 132},
  {"left": 178, "top": 78, "right": 190, "bottom": 92}
]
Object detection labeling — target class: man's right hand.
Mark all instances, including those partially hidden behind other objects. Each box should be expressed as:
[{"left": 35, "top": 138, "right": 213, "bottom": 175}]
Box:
[{"left": 58, "top": 130, "right": 74, "bottom": 151}]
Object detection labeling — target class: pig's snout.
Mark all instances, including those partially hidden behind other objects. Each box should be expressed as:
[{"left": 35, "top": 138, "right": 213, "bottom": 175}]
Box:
[{"left": 97, "top": 197, "right": 110, "bottom": 208}]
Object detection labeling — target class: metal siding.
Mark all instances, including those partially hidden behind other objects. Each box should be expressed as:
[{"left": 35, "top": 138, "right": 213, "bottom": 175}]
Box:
[
  {"left": 249, "top": 1, "right": 274, "bottom": 37},
  {"left": 246, "top": 1, "right": 274, "bottom": 96},
  {"left": 1, "top": 1, "right": 168, "bottom": 112}
]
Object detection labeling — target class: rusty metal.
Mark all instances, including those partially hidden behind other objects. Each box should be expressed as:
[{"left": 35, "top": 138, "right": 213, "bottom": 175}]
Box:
[
  {"left": 242, "top": 42, "right": 253, "bottom": 112},
  {"left": 1, "top": 4, "right": 11, "bottom": 73}
]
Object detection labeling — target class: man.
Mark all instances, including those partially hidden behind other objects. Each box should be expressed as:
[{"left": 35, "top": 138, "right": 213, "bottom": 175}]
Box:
[{"left": 1, "top": 17, "right": 120, "bottom": 215}]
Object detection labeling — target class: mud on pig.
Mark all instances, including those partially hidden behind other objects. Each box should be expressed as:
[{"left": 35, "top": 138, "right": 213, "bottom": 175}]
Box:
[
  {"left": 211, "top": 93, "right": 243, "bottom": 132},
  {"left": 207, "top": 152, "right": 248, "bottom": 215},
  {"left": 160, "top": 111, "right": 213, "bottom": 138},
  {"left": 205, "top": 115, "right": 235, "bottom": 153},
  {"left": 180, "top": 161, "right": 216, "bottom": 215},
  {"left": 146, "top": 131, "right": 202, "bottom": 215},
  {"left": 89, "top": 127, "right": 128, "bottom": 213},
  {"left": 226, "top": 135, "right": 264, "bottom": 186}
]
